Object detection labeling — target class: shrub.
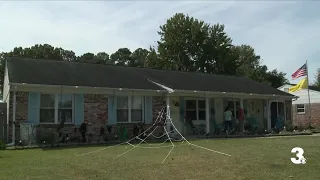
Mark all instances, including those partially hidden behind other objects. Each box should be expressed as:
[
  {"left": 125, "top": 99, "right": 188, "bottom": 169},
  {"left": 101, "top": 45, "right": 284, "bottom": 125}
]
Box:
[
  {"left": 284, "top": 121, "right": 294, "bottom": 132},
  {"left": 37, "top": 131, "right": 57, "bottom": 146},
  {"left": 0, "top": 140, "right": 6, "bottom": 150}
]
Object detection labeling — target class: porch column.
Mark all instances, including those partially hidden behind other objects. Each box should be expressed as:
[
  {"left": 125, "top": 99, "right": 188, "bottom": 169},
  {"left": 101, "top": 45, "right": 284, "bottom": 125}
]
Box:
[
  {"left": 12, "top": 90, "right": 16, "bottom": 145},
  {"left": 165, "top": 95, "right": 171, "bottom": 132},
  {"left": 267, "top": 100, "right": 271, "bottom": 130},
  {"left": 205, "top": 97, "right": 210, "bottom": 134},
  {"left": 284, "top": 101, "right": 287, "bottom": 122},
  {"left": 240, "top": 99, "right": 244, "bottom": 109}
]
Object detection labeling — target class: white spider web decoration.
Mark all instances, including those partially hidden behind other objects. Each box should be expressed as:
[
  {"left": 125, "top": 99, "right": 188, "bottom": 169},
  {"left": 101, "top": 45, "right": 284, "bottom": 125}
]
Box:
[{"left": 76, "top": 106, "right": 231, "bottom": 163}]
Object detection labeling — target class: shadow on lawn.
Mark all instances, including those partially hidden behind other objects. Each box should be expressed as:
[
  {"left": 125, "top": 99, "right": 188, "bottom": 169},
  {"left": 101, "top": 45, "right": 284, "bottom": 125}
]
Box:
[
  {"left": 39, "top": 139, "right": 177, "bottom": 151},
  {"left": 38, "top": 135, "right": 219, "bottom": 151}
]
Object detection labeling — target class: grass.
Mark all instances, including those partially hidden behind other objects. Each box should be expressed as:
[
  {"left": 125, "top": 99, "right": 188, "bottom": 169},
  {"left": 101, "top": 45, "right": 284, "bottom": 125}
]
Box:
[{"left": 1, "top": 135, "right": 320, "bottom": 180}]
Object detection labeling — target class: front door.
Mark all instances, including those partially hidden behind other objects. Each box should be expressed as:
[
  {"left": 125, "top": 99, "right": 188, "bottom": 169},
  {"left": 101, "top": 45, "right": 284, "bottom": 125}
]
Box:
[{"left": 270, "top": 102, "right": 278, "bottom": 128}]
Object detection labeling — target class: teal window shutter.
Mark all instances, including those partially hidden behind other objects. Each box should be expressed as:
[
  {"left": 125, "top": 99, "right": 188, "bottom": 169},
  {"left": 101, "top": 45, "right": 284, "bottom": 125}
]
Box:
[
  {"left": 108, "top": 95, "right": 117, "bottom": 125},
  {"left": 28, "top": 92, "right": 40, "bottom": 124},
  {"left": 144, "top": 96, "right": 153, "bottom": 124},
  {"left": 179, "top": 97, "right": 185, "bottom": 122},
  {"left": 74, "top": 94, "right": 84, "bottom": 125}
]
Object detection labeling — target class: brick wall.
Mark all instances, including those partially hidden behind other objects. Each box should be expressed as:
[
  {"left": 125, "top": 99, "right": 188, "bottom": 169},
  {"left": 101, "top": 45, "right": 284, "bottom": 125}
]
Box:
[
  {"left": 7, "top": 92, "right": 165, "bottom": 143},
  {"left": 292, "top": 103, "right": 320, "bottom": 128},
  {"left": 83, "top": 94, "right": 108, "bottom": 139}
]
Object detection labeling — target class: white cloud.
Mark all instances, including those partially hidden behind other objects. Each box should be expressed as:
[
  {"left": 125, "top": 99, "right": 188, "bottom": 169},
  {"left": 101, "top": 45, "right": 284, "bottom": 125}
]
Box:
[{"left": 0, "top": 1, "right": 319, "bottom": 83}]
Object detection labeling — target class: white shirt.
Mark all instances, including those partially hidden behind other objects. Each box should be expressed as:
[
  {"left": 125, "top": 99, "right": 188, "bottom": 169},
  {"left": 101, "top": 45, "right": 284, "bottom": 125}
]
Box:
[{"left": 224, "top": 110, "right": 232, "bottom": 121}]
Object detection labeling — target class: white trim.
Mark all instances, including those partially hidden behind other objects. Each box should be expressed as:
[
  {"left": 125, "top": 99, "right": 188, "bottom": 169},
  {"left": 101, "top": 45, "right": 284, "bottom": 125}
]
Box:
[
  {"left": 168, "top": 91, "right": 294, "bottom": 100},
  {"left": 166, "top": 95, "right": 171, "bottom": 132},
  {"left": 39, "top": 93, "right": 74, "bottom": 124},
  {"left": 116, "top": 95, "right": 144, "bottom": 123},
  {"left": 185, "top": 98, "right": 206, "bottom": 122},
  {"left": 296, "top": 104, "right": 305, "bottom": 114},
  {"left": 277, "top": 84, "right": 292, "bottom": 90},
  {"left": 267, "top": 100, "right": 271, "bottom": 130},
  {"left": 9, "top": 83, "right": 167, "bottom": 96},
  {"left": 268, "top": 100, "right": 287, "bottom": 127},
  {"left": 10, "top": 82, "right": 295, "bottom": 100}
]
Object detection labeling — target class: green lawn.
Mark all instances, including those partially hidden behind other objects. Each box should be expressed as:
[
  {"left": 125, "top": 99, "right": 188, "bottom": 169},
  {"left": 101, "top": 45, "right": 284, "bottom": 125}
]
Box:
[{"left": 1, "top": 135, "right": 320, "bottom": 180}]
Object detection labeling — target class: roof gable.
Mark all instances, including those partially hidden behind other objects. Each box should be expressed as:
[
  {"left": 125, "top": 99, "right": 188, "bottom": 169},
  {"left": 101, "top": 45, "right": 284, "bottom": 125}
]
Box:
[{"left": 6, "top": 57, "right": 293, "bottom": 96}]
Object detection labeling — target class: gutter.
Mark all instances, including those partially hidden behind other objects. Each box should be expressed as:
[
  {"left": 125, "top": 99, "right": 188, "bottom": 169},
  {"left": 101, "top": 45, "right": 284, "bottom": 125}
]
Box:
[
  {"left": 9, "top": 83, "right": 168, "bottom": 93},
  {"left": 162, "top": 89, "right": 295, "bottom": 99}
]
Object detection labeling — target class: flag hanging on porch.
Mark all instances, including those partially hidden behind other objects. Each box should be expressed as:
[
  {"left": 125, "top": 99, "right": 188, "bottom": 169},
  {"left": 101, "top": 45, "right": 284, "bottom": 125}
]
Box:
[
  {"left": 289, "top": 77, "right": 308, "bottom": 93},
  {"left": 291, "top": 63, "right": 307, "bottom": 80}
]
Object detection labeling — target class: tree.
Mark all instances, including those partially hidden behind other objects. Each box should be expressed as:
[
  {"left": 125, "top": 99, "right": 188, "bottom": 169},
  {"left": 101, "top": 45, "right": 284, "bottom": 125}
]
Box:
[
  {"left": 77, "top": 53, "right": 95, "bottom": 63},
  {"left": 231, "top": 44, "right": 288, "bottom": 87},
  {"left": 95, "top": 52, "right": 111, "bottom": 64},
  {"left": 110, "top": 48, "right": 132, "bottom": 66},
  {"left": 130, "top": 48, "right": 149, "bottom": 67},
  {"left": 156, "top": 13, "right": 237, "bottom": 75},
  {"left": 312, "top": 68, "right": 320, "bottom": 87},
  {"left": 232, "top": 45, "right": 261, "bottom": 78},
  {"left": 157, "top": 13, "right": 208, "bottom": 71},
  {"left": 144, "top": 47, "right": 164, "bottom": 69},
  {"left": 264, "top": 69, "right": 288, "bottom": 88},
  {"left": 0, "top": 44, "right": 78, "bottom": 95}
]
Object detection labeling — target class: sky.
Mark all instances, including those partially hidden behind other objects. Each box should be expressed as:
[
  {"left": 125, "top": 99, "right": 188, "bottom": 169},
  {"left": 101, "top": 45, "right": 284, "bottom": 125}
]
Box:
[{"left": 0, "top": 1, "right": 319, "bottom": 84}]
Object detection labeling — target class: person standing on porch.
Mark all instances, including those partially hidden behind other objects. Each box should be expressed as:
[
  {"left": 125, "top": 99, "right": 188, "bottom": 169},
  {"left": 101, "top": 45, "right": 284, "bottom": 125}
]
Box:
[{"left": 224, "top": 107, "right": 232, "bottom": 133}]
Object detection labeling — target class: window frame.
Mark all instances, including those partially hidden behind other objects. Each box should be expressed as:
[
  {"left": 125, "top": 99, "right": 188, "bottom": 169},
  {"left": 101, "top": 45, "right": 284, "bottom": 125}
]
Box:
[
  {"left": 296, "top": 104, "right": 305, "bottom": 114},
  {"left": 224, "top": 99, "right": 240, "bottom": 119},
  {"left": 185, "top": 99, "right": 206, "bottom": 121},
  {"left": 39, "top": 93, "right": 75, "bottom": 124},
  {"left": 116, "top": 96, "right": 145, "bottom": 123}
]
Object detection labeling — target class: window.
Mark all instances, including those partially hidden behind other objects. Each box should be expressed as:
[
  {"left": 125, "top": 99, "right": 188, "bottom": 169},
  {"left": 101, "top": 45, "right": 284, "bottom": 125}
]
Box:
[
  {"left": 117, "top": 96, "right": 129, "bottom": 122},
  {"left": 40, "top": 94, "right": 55, "bottom": 123},
  {"left": 58, "top": 94, "right": 73, "bottom": 123},
  {"left": 131, "top": 96, "right": 143, "bottom": 122},
  {"left": 116, "top": 96, "right": 144, "bottom": 123},
  {"left": 186, "top": 99, "right": 206, "bottom": 121},
  {"left": 296, "top": 104, "right": 305, "bottom": 114},
  {"left": 40, "top": 94, "right": 74, "bottom": 124},
  {"left": 226, "top": 100, "right": 240, "bottom": 118}
]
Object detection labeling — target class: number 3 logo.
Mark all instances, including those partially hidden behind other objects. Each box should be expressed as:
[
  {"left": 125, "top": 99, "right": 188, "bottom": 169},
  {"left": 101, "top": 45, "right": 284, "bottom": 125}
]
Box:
[{"left": 291, "top": 147, "right": 306, "bottom": 164}]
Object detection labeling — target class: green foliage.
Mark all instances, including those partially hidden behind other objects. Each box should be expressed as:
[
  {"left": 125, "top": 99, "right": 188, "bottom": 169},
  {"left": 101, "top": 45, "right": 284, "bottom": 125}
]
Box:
[
  {"left": 37, "top": 131, "right": 57, "bottom": 146},
  {"left": 312, "top": 68, "right": 320, "bottom": 87},
  {"left": 284, "top": 121, "right": 294, "bottom": 132},
  {"left": 0, "top": 140, "right": 6, "bottom": 150},
  {"left": 155, "top": 13, "right": 287, "bottom": 87}
]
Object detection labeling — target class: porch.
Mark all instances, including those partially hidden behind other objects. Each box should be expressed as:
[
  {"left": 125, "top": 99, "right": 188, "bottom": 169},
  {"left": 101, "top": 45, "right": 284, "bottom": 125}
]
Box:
[{"left": 166, "top": 92, "right": 292, "bottom": 137}]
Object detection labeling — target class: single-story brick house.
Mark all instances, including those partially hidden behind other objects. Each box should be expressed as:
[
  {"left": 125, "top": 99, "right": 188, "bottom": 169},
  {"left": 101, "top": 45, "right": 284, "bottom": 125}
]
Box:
[
  {"left": 278, "top": 84, "right": 320, "bottom": 128},
  {"left": 3, "top": 58, "right": 294, "bottom": 145}
]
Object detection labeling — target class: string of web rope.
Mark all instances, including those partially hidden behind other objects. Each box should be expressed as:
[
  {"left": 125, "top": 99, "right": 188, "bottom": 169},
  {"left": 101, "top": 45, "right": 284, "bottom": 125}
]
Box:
[{"left": 76, "top": 105, "right": 231, "bottom": 163}]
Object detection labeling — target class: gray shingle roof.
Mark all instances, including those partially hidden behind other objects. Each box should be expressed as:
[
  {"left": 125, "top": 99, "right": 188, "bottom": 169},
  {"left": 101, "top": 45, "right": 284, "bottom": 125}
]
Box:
[{"left": 7, "top": 57, "right": 293, "bottom": 96}]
